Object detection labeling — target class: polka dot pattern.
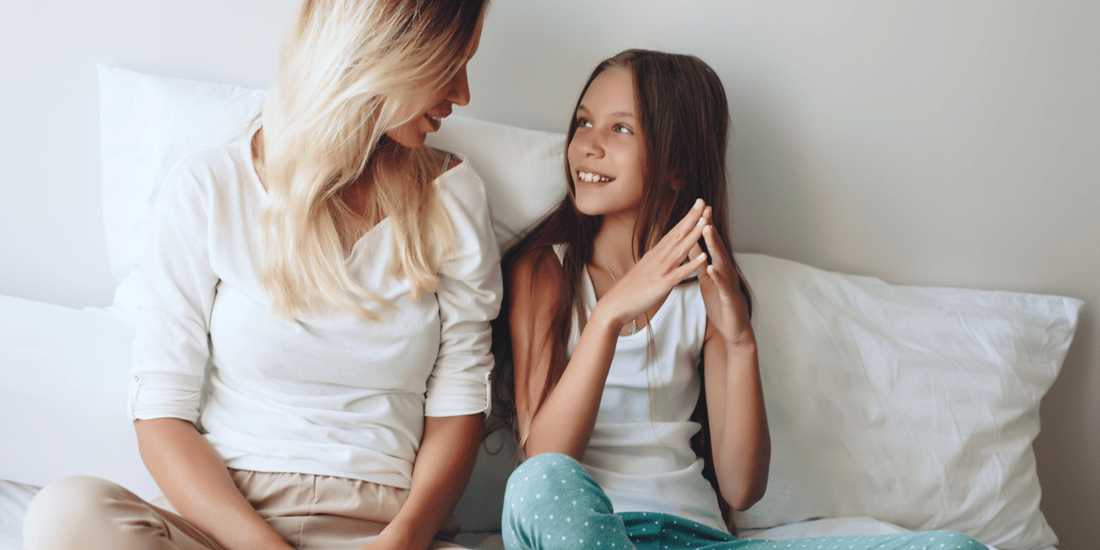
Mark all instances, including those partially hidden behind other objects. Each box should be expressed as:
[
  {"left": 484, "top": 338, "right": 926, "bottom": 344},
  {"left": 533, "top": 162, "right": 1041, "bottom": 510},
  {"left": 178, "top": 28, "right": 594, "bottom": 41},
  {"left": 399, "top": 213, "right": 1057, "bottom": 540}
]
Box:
[{"left": 502, "top": 454, "right": 987, "bottom": 550}]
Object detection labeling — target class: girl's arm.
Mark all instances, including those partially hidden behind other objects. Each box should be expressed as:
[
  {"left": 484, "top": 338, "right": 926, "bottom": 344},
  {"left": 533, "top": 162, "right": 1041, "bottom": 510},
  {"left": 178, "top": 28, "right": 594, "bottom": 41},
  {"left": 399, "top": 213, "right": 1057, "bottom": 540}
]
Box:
[
  {"left": 510, "top": 249, "right": 622, "bottom": 459},
  {"left": 701, "top": 326, "right": 770, "bottom": 511},
  {"left": 135, "top": 418, "right": 294, "bottom": 550},
  {"left": 366, "top": 414, "right": 483, "bottom": 550},
  {"left": 697, "top": 213, "right": 771, "bottom": 511},
  {"left": 514, "top": 200, "right": 712, "bottom": 459}
]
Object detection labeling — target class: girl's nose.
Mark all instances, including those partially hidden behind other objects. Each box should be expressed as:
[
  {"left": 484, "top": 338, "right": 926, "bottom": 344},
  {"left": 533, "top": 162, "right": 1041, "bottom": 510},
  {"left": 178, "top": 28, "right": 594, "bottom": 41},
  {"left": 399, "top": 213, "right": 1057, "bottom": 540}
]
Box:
[{"left": 577, "top": 130, "right": 604, "bottom": 157}]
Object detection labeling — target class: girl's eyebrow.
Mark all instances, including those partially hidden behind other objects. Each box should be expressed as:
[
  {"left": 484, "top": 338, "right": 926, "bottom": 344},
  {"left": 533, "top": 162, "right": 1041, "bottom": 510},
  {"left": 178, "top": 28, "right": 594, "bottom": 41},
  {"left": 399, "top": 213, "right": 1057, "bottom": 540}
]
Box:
[{"left": 576, "top": 104, "right": 635, "bottom": 120}]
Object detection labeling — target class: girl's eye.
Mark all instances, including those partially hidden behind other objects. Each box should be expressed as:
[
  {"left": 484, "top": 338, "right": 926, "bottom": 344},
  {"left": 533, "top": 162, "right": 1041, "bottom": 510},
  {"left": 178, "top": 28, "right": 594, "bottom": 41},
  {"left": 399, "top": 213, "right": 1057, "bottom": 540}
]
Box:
[
  {"left": 575, "top": 118, "right": 593, "bottom": 129},
  {"left": 613, "top": 124, "right": 633, "bottom": 134}
]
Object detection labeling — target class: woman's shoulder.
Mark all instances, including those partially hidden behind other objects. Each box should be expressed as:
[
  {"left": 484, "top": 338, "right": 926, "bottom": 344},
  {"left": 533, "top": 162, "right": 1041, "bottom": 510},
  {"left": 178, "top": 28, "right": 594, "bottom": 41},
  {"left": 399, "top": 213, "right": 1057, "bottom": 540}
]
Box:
[
  {"left": 157, "top": 141, "right": 256, "bottom": 212},
  {"left": 432, "top": 150, "right": 489, "bottom": 206},
  {"left": 171, "top": 140, "right": 251, "bottom": 178}
]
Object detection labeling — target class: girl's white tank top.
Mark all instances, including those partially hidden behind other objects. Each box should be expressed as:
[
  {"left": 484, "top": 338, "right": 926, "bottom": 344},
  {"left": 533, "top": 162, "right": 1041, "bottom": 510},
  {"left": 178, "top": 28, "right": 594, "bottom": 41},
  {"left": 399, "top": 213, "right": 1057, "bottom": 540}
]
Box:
[{"left": 554, "top": 244, "right": 727, "bottom": 533}]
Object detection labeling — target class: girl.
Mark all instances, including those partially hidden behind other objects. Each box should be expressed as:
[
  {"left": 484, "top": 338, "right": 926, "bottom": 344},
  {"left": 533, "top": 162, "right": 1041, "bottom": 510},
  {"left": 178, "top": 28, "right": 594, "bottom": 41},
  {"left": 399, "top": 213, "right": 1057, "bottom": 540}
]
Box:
[
  {"left": 495, "top": 49, "right": 987, "bottom": 550},
  {"left": 24, "top": 1, "right": 497, "bottom": 550}
]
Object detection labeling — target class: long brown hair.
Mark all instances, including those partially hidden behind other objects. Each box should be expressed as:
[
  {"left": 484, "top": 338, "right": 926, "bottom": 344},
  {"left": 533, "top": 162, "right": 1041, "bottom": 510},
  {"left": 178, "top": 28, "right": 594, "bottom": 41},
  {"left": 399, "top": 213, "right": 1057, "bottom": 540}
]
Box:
[{"left": 490, "top": 50, "right": 752, "bottom": 454}]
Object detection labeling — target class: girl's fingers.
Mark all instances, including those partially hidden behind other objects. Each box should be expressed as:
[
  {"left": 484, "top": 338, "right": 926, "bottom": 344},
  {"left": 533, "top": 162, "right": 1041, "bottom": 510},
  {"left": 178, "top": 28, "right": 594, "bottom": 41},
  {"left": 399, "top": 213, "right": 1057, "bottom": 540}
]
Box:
[
  {"left": 706, "top": 263, "right": 728, "bottom": 289},
  {"left": 666, "top": 199, "right": 707, "bottom": 243},
  {"left": 674, "top": 251, "right": 709, "bottom": 281},
  {"left": 701, "top": 224, "right": 729, "bottom": 270}
]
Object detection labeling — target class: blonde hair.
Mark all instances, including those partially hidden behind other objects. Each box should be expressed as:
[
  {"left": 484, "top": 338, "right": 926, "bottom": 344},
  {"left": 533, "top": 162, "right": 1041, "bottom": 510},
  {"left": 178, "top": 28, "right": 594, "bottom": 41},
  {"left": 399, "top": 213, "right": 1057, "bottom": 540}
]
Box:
[{"left": 258, "top": 0, "right": 488, "bottom": 318}]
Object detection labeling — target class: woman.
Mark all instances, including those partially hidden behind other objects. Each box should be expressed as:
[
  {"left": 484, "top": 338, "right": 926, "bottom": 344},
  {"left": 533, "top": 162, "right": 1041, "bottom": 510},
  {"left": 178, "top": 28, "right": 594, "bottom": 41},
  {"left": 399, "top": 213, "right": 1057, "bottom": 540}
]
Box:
[{"left": 24, "top": 1, "right": 497, "bottom": 549}]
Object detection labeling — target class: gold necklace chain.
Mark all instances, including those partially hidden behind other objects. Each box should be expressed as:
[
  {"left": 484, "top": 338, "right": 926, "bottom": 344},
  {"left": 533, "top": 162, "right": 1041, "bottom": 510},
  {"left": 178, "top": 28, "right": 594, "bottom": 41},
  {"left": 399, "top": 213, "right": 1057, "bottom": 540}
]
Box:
[{"left": 595, "top": 247, "right": 639, "bottom": 335}]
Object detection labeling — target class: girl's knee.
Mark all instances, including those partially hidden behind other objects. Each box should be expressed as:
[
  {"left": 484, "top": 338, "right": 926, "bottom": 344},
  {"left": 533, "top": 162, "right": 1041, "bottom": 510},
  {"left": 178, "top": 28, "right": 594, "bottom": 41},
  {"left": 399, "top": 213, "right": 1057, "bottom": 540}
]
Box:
[
  {"left": 504, "top": 453, "right": 593, "bottom": 511},
  {"left": 503, "top": 453, "right": 620, "bottom": 550}
]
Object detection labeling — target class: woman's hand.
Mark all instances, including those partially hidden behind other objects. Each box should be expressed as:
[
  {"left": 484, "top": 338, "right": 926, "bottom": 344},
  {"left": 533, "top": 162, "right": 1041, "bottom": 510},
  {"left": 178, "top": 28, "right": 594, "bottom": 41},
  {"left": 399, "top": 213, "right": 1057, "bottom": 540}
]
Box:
[
  {"left": 593, "top": 198, "right": 711, "bottom": 330},
  {"left": 694, "top": 206, "right": 752, "bottom": 346},
  {"left": 358, "top": 414, "right": 482, "bottom": 550},
  {"left": 134, "top": 418, "right": 296, "bottom": 550}
]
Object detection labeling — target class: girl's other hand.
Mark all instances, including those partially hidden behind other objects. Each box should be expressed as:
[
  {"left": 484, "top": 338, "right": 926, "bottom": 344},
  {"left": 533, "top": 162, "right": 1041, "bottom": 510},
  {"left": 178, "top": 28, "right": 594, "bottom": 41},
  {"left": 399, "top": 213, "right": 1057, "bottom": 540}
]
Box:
[
  {"left": 595, "top": 199, "right": 710, "bottom": 330},
  {"left": 695, "top": 206, "right": 752, "bottom": 345}
]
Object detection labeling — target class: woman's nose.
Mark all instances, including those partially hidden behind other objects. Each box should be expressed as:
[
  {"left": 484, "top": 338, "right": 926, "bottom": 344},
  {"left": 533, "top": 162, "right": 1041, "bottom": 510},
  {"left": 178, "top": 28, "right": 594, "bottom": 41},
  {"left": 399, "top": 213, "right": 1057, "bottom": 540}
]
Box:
[{"left": 446, "top": 65, "right": 471, "bottom": 107}]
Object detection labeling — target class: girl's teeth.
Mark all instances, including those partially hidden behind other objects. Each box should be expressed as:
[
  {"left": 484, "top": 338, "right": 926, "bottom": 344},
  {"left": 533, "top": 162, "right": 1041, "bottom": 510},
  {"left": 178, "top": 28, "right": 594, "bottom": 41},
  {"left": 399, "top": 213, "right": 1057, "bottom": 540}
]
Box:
[{"left": 579, "top": 171, "right": 613, "bottom": 183}]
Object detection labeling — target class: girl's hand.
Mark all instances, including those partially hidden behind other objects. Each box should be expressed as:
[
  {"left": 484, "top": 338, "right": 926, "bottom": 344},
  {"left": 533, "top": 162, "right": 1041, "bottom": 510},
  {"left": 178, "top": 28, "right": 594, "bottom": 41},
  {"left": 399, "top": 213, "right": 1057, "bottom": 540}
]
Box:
[
  {"left": 595, "top": 199, "right": 710, "bottom": 329},
  {"left": 695, "top": 207, "right": 752, "bottom": 345}
]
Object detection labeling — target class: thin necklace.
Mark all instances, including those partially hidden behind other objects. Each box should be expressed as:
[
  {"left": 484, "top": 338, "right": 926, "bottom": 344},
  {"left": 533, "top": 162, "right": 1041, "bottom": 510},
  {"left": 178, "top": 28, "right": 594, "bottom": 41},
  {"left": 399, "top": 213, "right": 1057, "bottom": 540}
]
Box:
[{"left": 595, "top": 247, "right": 639, "bottom": 335}]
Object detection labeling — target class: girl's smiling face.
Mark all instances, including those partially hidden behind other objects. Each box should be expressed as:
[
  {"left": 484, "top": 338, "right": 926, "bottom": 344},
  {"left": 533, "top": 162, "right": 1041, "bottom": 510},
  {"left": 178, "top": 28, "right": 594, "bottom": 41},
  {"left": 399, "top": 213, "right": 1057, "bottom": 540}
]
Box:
[{"left": 568, "top": 68, "right": 646, "bottom": 221}]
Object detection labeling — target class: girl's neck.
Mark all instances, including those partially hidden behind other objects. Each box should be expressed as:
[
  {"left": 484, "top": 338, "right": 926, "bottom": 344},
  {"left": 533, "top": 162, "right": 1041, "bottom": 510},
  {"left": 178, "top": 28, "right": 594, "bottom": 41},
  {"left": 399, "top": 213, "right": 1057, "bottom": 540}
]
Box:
[{"left": 592, "top": 214, "right": 638, "bottom": 274}]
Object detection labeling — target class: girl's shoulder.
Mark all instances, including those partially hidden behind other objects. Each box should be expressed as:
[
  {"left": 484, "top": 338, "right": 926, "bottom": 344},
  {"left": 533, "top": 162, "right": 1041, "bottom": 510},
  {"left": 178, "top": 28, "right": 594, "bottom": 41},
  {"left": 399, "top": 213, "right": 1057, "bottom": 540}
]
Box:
[
  {"left": 507, "top": 245, "right": 569, "bottom": 322},
  {"left": 511, "top": 244, "right": 565, "bottom": 278}
]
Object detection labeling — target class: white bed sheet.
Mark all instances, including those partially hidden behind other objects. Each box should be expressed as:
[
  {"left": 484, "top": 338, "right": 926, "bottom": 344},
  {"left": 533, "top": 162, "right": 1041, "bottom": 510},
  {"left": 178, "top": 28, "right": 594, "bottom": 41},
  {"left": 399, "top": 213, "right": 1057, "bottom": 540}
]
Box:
[{"left": 0, "top": 480, "right": 35, "bottom": 550}]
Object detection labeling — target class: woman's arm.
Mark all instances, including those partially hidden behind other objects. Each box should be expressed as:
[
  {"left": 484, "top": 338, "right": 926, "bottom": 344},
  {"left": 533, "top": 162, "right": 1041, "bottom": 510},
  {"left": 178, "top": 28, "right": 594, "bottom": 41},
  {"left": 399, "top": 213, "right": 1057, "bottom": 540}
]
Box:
[
  {"left": 365, "top": 414, "right": 483, "bottom": 550},
  {"left": 697, "top": 215, "right": 770, "bottom": 511},
  {"left": 363, "top": 167, "right": 496, "bottom": 549},
  {"left": 135, "top": 418, "right": 294, "bottom": 550}
]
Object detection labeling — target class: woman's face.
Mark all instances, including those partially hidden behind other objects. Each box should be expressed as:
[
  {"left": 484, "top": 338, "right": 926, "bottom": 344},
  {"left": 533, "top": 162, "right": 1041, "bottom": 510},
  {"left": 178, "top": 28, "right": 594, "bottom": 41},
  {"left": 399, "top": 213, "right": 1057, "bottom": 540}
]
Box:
[
  {"left": 567, "top": 67, "right": 647, "bottom": 221},
  {"left": 385, "top": 18, "right": 484, "bottom": 149}
]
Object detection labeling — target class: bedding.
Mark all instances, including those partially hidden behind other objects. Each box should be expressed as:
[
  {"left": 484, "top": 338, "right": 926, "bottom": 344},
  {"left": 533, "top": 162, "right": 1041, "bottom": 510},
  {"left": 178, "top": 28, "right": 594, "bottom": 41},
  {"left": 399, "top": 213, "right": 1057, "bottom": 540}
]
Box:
[{"left": 0, "top": 66, "right": 1082, "bottom": 550}]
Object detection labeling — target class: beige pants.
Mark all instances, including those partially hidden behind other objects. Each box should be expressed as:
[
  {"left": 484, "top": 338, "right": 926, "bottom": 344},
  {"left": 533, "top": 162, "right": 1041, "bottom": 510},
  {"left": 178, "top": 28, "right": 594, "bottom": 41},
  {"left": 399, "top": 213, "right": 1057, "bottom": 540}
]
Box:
[{"left": 23, "top": 470, "right": 464, "bottom": 550}]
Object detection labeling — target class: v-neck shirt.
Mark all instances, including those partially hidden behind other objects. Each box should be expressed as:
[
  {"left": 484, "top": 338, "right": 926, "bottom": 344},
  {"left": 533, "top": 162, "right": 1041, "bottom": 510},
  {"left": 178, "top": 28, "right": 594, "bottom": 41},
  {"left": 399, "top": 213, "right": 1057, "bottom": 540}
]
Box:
[{"left": 129, "top": 138, "right": 502, "bottom": 490}]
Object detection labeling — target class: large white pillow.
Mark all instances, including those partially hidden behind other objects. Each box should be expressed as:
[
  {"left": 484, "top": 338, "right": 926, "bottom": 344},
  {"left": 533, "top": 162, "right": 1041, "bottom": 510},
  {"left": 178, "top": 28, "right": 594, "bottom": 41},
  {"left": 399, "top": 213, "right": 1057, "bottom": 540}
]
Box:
[
  {"left": 0, "top": 296, "right": 157, "bottom": 499},
  {"left": 98, "top": 65, "right": 268, "bottom": 284},
  {"left": 732, "top": 253, "right": 1082, "bottom": 550},
  {"left": 98, "top": 66, "right": 566, "bottom": 323}
]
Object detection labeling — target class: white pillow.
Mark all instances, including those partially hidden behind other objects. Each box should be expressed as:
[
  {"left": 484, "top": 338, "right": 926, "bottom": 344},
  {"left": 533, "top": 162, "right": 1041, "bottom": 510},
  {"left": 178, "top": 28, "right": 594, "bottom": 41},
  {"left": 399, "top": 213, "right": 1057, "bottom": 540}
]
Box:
[
  {"left": 425, "top": 116, "right": 566, "bottom": 246},
  {"left": 0, "top": 296, "right": 157, "bottom": 499},
  {"left": 97, "top": 65, "right": 567, "bottom": 323},
  {"left": 98, "top": 65, "right": 268, "bottom": 284},
  {"left": 731, "top": 253, "right": 1082, "bottom": 550}
]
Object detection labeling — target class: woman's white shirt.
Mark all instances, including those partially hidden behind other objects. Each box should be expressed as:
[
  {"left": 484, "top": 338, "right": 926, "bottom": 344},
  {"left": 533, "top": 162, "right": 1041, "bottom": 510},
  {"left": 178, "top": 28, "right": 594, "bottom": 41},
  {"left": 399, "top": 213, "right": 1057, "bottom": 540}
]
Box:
[{"left": 129, "top": 139, "right": 502, "bottom": 490}]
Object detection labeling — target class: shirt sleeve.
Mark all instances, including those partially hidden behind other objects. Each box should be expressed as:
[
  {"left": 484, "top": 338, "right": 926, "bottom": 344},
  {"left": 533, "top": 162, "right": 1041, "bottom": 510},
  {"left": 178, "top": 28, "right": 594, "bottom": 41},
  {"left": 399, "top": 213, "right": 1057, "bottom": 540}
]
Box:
[
  {"left": 424, "top": 163, "right": 503, "bottom": 417},
  {"left": 128, "top": 152, "right": 221, "bottom": 424}
]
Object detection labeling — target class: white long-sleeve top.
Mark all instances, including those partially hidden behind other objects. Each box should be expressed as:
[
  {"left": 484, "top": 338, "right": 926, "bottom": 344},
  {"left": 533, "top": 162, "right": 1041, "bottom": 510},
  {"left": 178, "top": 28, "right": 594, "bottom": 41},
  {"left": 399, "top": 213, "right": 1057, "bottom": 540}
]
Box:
[{"left": 129, "top": 138, "right": 502, "bottom": 489}]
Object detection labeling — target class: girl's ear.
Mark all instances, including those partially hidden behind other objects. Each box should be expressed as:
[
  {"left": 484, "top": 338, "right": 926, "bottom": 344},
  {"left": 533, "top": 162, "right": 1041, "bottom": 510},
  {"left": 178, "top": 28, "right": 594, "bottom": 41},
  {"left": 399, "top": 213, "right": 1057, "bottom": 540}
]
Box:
[{"left": 670, "top": 171, "right": 684, "bottom": 191}]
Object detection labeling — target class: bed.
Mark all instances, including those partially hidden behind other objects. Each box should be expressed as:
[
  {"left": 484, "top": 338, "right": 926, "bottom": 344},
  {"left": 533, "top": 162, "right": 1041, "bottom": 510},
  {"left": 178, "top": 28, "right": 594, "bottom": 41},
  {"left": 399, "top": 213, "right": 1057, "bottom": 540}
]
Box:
[{"left": 0, "top": 66, "right": 1083, "bottom": 550}]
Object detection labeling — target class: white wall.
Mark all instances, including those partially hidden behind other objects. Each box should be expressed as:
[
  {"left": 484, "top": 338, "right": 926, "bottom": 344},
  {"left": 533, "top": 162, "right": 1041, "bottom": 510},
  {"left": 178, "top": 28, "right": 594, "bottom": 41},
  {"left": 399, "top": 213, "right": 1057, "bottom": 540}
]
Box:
[{"left": 1, "top": 1, "right": 1096, "bottom": 547}]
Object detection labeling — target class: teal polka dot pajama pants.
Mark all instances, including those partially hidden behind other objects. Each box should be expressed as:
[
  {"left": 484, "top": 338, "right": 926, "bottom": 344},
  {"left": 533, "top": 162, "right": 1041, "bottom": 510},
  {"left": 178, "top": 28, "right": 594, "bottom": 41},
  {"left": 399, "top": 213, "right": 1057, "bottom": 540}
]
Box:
[{"left": 502, "top": 454, "right": 988, "bottom": 550}]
